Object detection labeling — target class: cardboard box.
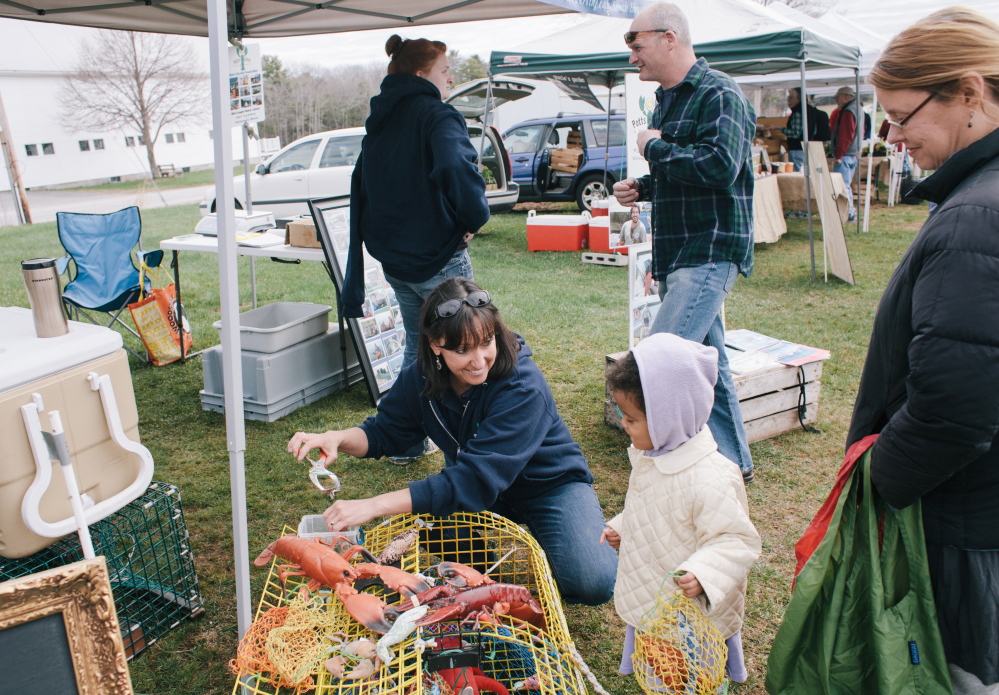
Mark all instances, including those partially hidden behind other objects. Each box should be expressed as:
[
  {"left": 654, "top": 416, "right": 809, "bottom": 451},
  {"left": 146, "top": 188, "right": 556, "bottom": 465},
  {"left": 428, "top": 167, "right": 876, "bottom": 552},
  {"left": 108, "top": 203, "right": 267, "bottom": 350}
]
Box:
[
  {"left": 759, "top": 138, "right": 785, "bottom": 156},
  {"left": 285, "top": 217, "right": 321, "bottom": 248},
  {"left": 550, "top": 148, "right": 584, "bottom": 173},
  {"left": 757, "top": 116, "right": 788, "bottom": 130}
]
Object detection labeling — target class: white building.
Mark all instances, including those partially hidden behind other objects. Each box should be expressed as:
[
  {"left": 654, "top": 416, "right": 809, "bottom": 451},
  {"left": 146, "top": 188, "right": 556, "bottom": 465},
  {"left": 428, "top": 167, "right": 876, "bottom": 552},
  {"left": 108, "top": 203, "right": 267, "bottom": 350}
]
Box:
[{"left": 0, "top": 19, "right": 260, "bottom": 193}]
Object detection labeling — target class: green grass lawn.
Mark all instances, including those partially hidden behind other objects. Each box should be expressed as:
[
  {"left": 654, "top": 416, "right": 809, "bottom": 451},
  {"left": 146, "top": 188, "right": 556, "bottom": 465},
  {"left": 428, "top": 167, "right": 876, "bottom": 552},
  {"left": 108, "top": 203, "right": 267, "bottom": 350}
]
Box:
[
  {"left": 59, "top": 168, "right": 217, "bottom": 192},
  {"left": 0, "top": 200, "right": 929, "bottom": 694}
]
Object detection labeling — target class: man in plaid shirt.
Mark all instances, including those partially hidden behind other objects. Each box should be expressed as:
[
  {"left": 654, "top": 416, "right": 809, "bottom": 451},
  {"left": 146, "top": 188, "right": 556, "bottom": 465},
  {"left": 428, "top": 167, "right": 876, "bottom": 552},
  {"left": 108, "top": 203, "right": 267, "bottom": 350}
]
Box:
[{"left": 614, "top": 1, "right": 755, "bottom": 482}]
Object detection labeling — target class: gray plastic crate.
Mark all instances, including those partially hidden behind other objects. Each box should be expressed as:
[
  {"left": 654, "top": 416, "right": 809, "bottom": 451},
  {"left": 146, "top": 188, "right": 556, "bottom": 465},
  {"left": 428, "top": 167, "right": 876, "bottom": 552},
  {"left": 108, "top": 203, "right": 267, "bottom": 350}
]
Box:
[
  {"left": 200, "top": 370, "right": 361, "bottom": 421},
  {"left": 213, "top": 302, "right": 330, "bottom": 353},
  {"left": 202, "top": 326, "right": 359, "bottom": 404}
]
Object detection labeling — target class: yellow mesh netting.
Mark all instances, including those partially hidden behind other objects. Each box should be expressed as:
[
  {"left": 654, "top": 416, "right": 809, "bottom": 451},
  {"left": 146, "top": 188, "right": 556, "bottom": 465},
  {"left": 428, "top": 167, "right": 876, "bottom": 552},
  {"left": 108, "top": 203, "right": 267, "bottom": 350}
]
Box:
[
  {"left": 632, "top": 584, "right": 728, "bottom": 695},
  {"left": 231, "top": 513, "right": 589, "bottom": 695}
]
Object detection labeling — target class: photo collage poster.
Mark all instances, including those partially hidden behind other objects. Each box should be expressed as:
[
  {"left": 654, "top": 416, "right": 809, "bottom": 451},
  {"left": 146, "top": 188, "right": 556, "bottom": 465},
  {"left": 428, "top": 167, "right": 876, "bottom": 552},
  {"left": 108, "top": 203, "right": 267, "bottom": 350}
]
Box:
[
  {"left": 627, "top": 242, "right": 661, "bottom": 348},
  {"left": 608, "top": 201, "right": 651, "bottom": 251},
  {"left": 319, "top": 204, "right": 406, "bottom": 396},
  {"left": 227, "top": 43, "right": 265, "bottom": 125}
]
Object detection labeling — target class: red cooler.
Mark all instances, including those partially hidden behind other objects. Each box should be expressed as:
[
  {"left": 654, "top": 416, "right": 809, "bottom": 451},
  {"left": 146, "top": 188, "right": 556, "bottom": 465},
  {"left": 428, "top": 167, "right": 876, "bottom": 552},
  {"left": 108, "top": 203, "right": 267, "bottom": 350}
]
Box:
[{"left": 526, "top": 211, "right": 590, "bottom": 252}]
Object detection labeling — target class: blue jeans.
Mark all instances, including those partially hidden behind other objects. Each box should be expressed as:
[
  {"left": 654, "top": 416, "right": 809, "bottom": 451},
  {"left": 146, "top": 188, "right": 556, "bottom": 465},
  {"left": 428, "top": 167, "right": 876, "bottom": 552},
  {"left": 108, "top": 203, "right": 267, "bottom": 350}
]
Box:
[
  {"left": 384, "top": 249, "right": 473, "bottom": 369},
  {"left": 834, "top": 155, "right": 858, "bottom": 217},
  {"left": 491, "top": 482, "right": 618, "bottom": 606},
  {"left": 649, "top": 262, "right": 753, "bottom": 475},
  {"left": 788, "top": 149, "right": 805, "bottom": 172}
]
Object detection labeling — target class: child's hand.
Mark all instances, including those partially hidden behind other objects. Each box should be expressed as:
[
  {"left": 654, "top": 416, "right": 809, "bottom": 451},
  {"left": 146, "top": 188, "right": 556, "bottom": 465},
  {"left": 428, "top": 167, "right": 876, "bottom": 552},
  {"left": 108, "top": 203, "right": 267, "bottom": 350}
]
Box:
[
  {"left": 600, "top": 527, "right": 621, "bottom": 550},
  {"left": 677, "top": 572, "right": 703, "bottom": 598}
]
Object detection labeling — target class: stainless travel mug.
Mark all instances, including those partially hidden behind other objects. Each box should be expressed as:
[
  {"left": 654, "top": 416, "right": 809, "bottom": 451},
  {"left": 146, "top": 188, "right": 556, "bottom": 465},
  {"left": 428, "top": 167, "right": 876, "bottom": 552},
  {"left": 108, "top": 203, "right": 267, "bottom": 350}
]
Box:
[{"left": 22, "top": 258, "right": 69, "bottom": 338}]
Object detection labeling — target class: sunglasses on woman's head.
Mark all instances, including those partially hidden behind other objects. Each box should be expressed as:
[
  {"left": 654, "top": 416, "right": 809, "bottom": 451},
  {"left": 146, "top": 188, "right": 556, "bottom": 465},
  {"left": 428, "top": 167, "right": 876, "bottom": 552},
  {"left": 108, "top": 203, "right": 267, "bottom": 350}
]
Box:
[{"left": 435, "top": 290, "right": 491, "bottom": 320}]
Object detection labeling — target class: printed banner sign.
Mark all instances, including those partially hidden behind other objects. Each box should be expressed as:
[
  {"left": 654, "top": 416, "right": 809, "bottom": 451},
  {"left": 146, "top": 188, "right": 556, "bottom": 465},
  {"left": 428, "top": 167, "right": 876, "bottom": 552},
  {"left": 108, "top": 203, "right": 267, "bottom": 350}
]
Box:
[
  {"left": 625, "top": 73, "right": 659, "bottom": 179},
  {"left": 228, "top": 43, "right": 265, "bottom": 125},
  {"left": 537, "top": 0, "right": 650, "bottom": 19},
  {"left": 547, "top": 73, "right": 605, "bottom": 111}
]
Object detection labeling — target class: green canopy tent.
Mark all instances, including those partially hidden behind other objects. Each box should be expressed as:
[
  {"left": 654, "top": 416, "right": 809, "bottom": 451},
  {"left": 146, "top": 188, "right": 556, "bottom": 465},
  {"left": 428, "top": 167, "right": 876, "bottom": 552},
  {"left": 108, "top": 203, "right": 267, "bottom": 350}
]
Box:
[{"left": 490, "top": 28, "right": 863, "bottom": 281}]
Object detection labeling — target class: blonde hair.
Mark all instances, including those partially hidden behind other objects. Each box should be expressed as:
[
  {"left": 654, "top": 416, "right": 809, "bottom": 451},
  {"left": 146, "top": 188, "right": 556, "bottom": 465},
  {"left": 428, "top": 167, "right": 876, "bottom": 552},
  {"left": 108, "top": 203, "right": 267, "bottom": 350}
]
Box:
[{"left": 869, "top": 7, "right": 999, "bottom": 110}]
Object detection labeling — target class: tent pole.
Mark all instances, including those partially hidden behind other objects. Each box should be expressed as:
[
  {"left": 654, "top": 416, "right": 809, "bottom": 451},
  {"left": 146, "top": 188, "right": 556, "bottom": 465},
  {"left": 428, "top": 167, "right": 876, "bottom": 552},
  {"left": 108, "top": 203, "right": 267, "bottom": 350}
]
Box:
[
  {"left": 242, "top": 123, "right": 257, "bottom": 309},
  {"left": 800, "top": 63, "right": 815, "bottom": 281},
  {"left": 209, "top": 0, "right": 252, "bottom": 639},
  {"left": 602, "top": 71, "right": 614, "bottom": 195},
  {"left": 855, "top": 69, "right": 861, "bottom": 235},
  {"left": 863, "top": 92, "right": 878, "bottom": 233}
]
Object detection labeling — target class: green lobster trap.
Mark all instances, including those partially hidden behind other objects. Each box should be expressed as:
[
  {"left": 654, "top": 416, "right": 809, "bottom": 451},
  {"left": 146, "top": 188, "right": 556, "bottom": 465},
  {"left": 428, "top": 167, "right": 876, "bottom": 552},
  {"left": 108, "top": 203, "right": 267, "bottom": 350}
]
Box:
[
  {"left": 234, "top": 511, "right": 589, "bottom": 694},
  {"left": 0, "top": 481, "right": 204, "bottom": 658}
]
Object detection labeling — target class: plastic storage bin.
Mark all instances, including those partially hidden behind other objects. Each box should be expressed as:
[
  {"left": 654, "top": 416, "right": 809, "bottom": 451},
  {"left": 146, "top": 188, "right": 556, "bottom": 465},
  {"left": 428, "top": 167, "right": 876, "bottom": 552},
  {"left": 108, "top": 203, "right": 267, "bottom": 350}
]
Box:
[
  {"left": 200, "top": 326, "right": 364, "bottom": 422},
  {"left": 525, "top": 210, "right": 589, "bottom": 251},
  {"left": 214, "top": 302, "right": 330, "bottom": 353}
]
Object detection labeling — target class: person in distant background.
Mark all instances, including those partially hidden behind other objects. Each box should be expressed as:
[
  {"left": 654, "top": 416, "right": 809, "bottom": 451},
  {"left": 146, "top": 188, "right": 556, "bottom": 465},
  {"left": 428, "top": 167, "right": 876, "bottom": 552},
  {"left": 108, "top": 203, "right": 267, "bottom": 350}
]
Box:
[
  {"left": 343, "top": 34, "right": 489, "bottom": 464},
  {"left": 619, "top": 206, "right": 648, "bottom": 245},
  {"left": 830, "top": 85, "right": 863, "bottom": 222},
  {"left": 781, "top": 88, "right": 831, "bottom": 172}
]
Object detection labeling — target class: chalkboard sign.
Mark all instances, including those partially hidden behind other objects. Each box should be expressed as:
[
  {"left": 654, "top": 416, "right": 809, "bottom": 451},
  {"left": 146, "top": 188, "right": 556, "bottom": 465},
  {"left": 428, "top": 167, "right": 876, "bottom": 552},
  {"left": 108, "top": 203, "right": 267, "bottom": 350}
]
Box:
[
  {"left": 0, "top": 557, "right": 133, "bottom": 695},
  {"left": 0, "top": 613, "right": 79, "bottom": 695}
]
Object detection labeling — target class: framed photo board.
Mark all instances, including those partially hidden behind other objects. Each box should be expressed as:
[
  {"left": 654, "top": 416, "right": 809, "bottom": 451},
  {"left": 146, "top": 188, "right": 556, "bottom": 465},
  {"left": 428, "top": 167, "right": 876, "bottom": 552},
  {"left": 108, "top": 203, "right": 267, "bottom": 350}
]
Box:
[
  {"left": 0, "top": 556, "right": 133, "bottom": 695},
  {"left": 627, "top": 242, "right": 661, "bottom": 348},
  {"left": 609, "top": 201, "right": 651, "bottom": 251},
  {"left": 309, "top": 196, "right": 406, "bottom": 406}
]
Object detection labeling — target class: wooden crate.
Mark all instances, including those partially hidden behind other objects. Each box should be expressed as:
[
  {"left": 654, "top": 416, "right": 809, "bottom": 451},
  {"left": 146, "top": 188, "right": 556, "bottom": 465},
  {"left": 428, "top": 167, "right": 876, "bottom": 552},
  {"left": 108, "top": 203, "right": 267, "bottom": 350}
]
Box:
[
  {"left": 566, "top": 130, "right": 582, "bottom": 148},
  {"left": 604, "top": 352, "right": 822, "bottom": 444},
  {"left": 550, "top": 147, "right": 583, "bottom": 173}
]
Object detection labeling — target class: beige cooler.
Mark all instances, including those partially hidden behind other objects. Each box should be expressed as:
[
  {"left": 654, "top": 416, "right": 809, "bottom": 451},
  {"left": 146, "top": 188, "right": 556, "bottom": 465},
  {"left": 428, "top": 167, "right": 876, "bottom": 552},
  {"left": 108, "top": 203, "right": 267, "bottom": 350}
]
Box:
[{"left": 0, "top": 307, "right": 147, "bottom": 559}]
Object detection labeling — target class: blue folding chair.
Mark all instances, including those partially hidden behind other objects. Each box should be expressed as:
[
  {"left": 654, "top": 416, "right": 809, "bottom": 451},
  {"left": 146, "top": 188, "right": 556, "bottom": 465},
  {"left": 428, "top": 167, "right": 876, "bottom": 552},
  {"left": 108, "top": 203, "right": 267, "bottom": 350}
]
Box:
[{"left": 56, "top": 206, "right": 164, "bottom": 361}]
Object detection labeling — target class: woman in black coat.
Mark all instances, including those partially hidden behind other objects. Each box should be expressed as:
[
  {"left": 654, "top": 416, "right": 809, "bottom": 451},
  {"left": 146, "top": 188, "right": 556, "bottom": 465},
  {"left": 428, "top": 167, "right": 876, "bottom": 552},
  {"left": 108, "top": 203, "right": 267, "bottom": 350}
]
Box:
[{"left": 847, "top": 9, "right": 999, "bottom": 692}]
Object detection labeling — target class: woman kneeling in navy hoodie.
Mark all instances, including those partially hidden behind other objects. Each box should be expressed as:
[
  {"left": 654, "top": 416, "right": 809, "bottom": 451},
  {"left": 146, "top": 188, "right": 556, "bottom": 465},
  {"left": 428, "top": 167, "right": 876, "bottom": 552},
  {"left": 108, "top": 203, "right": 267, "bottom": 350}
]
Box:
[{"left": 288, "top": 278, "right": 617, "bottom": 605}]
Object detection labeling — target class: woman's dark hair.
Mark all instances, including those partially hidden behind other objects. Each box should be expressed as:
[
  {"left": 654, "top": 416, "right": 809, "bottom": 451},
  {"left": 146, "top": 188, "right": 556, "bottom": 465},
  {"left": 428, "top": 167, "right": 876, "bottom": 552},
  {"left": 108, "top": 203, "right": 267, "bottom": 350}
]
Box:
[
  {"left": 417, "top": 277, "right": 520, "bottom": 399},
  {"left": 385, "top": 34, "right": 447, "bottom": 76},
  {"left": 606, "top": 351, "right": 646, "bottom": 414}
]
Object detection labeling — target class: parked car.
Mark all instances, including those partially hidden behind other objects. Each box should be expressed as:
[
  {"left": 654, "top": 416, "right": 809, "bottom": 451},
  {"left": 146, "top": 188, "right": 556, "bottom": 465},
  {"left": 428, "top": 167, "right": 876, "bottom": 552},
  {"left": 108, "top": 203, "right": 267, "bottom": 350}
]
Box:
[
  {"left": 199, "top": 78, "right": 533, "bottom": 218},
  {"left": 503, "top": 113, "right": 627, "bottom": 211}
]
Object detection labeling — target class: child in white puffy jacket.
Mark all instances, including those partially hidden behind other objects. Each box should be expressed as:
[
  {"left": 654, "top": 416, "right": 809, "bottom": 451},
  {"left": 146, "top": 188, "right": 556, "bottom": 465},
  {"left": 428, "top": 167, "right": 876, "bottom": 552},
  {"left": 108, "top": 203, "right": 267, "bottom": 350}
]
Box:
[{"left": 601, "top": 332, "right": 761, "bottom": 682}]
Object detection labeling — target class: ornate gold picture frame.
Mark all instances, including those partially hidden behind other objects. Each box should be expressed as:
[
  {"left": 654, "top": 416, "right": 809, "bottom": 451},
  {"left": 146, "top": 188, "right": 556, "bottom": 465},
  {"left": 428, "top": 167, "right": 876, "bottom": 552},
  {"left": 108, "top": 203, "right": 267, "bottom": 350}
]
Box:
[{"left": 0, "top": 557, "right": 133, "bottom": 695}]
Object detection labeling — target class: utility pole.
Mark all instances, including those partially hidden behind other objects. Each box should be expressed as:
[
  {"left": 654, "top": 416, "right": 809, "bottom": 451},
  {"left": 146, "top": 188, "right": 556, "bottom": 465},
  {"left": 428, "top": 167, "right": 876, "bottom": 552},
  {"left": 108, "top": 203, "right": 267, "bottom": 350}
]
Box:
[{"left": 0, "top": 89, "right": 32, "bottom": 224}]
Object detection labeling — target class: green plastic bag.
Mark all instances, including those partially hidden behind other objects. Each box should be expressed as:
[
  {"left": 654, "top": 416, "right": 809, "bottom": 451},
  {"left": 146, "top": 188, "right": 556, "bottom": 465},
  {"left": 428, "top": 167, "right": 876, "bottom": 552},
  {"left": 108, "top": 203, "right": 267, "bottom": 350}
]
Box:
[{"left": 766, "top": 444, "right": 952, "bottom": 694}]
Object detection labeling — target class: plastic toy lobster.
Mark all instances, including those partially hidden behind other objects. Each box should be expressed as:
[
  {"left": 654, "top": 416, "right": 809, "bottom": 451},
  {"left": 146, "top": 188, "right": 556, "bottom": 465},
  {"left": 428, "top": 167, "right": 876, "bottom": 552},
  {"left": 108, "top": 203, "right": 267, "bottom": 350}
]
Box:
[
  {"left": 416, "top": 582, "right": 545, "bottom": 630},
  {"left": 253, "top": 534, "right": 432, "bottom": 633}
]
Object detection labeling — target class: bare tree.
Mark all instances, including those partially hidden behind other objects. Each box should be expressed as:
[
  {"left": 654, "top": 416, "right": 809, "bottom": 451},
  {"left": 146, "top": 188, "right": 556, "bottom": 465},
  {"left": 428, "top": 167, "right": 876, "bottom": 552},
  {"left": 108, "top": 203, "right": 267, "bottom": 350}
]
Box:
[{"left": 61, "top": 30, "right": 207, "bottom": 176}]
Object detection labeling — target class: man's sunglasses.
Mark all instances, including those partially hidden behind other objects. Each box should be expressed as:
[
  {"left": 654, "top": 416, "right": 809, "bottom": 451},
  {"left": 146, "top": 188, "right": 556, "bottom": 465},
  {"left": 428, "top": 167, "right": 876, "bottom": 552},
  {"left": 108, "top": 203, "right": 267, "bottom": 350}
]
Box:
[
  {"left": 625, "top": 29, "right": 670, "bottom": 46},
  {"left": 435, "top": 290, "right": 491, "bottom": 320},
  {"left": 883, "top": 92, "right": 935, "bottom": 131}
]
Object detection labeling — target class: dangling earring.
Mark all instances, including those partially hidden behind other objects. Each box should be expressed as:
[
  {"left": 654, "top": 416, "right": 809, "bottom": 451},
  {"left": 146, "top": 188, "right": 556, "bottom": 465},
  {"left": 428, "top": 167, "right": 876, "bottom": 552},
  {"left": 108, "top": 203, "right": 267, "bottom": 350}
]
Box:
[
  {"left": 435, "top": 355, "right": 442, "bottom": 370},
  {"left": 969, "top": 111, "right": 975, "bottom": 128}
]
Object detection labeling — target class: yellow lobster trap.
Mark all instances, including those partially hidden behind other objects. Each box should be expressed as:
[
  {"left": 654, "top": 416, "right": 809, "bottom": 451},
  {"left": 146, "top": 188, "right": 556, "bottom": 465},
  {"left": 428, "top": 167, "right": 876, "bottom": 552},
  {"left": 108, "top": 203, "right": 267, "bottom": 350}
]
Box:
[{"left": 231, "top": 511, "right": 589, "bottom": 695}]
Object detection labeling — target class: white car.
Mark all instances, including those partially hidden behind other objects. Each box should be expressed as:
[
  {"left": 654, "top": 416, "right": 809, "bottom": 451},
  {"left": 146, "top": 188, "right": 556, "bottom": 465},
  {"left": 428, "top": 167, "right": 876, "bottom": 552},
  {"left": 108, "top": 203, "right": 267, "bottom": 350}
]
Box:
[{"left": 199, "top": 78, "right": 534, "bottom": 218}]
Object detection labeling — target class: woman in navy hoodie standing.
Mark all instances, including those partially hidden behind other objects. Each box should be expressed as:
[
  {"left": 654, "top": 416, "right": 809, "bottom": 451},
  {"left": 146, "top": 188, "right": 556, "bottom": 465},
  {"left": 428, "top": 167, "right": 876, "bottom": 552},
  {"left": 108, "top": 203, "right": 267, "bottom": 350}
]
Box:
[
  {"left": 343, "top": 35, "right": 489, "bottom": 463},
  {"left": 289, "top": 278, "right": 617, "bottom": 606}
]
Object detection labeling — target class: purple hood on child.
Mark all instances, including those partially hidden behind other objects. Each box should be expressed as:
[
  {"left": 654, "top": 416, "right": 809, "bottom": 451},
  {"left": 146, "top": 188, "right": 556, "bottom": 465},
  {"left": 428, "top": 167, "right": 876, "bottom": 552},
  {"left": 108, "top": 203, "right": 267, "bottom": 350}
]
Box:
[{"left": 631, "top": 333, "right": 718, "bottom": 456}]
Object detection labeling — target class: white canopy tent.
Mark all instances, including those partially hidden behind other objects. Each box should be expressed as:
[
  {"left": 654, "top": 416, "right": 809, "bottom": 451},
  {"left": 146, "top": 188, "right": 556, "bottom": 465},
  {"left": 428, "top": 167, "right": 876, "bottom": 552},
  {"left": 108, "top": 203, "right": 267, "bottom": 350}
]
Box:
[{"left": 0, "top": 0, "right": 629, "bottom": 637}]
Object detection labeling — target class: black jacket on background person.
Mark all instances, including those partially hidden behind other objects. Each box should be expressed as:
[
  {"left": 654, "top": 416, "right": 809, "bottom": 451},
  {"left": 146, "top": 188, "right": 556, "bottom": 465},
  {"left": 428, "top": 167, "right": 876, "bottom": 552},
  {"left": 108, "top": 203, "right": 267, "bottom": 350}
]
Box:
[
  {"left": 846, "top": 126, "right": 999, "bottom": 550},
  {"left": 342, "top": 73, "right": 489, "bottom": 318},
  {"left": 784, "top": 101, "right": 831, "bottom": 151}
]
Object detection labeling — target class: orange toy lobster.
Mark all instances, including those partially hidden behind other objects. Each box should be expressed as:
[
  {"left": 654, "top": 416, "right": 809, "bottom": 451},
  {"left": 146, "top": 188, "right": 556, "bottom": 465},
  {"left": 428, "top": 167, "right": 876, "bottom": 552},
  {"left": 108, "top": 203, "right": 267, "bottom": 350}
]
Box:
[{"left": 253, "top": 534, "right": 432, "bottom": 633}]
